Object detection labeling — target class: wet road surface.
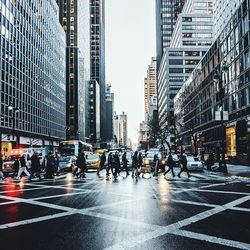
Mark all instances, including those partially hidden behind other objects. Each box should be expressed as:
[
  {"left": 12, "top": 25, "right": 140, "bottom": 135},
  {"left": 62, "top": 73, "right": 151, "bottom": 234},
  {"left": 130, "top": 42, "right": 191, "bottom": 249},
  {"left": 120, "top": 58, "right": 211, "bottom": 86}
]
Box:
[{"left": 0, "top": 170, "right": 249, "bottom": 250}]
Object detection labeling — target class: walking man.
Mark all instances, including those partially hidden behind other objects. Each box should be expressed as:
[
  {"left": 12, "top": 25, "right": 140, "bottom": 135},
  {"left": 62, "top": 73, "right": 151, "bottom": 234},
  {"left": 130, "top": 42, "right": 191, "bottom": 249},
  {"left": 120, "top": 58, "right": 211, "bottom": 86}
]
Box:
[
  {"left": 177, "top": 154, "right": 190, "bottom": 178},
  {"left": 112, "top": 151, "right": 120, "bottom": 179},
  {"left": 119, "top": 152, "right": 129, "bottom": 176},
  {"left": 132, "top": 151, "right": 138, "bottom": 178},
  {"left": 164, "top": 152, "right": 175, "bottom": 177},
  {"left": 45, "top": 152, "right": 56, "bottom": 179},
  {"left": 29, "top": 152, "right": 42, "bottom": 181},
  {"left": 17, "top": 155, "right": 30, "bottom": 179},
  {"left": 106, "top": 152, "right": 114, "bottom": 176},
  {"left": 76, "top": 150, "right": 87, "bottom": 179},
  {"left": 97, "top": 152, "right": 106, "bottom": 176}
]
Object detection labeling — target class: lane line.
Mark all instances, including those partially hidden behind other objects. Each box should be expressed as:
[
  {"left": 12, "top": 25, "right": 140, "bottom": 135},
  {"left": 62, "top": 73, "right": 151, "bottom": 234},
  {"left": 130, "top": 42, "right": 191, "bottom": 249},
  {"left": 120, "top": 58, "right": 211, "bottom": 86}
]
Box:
[
  {"left": 103, "top": 196, "right": 250, "bottom": 250},
  {"left": 170, "top": 229, "right": 250, "bottom": 250},
  {"left": 0, "top": 212, "right": 71, "bottom": 230}
]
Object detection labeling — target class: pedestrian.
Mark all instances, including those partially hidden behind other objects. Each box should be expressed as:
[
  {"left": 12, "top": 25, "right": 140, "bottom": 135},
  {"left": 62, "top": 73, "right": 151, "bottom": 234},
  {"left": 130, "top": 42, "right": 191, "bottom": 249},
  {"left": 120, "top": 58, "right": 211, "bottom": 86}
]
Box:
[
  {"left": 153, "top": 154, "right": 159, "bottom": 176},
  {"left": 112, "top": 151, "right": 120, "bottom": 179},
  {"left": 106, "top": 152, "right": 114, "bottom": 176},
  {"left": 119, "top": 152, "right": 129, "bottom": 176},
  {"left": 132, "top": 151, "right": 138, "bottom": 178},
  {"left": 29, "top": 152, "right": 42, "bottom": 181},
  {"left": 137, "top": 152, "right": 143, "bottom": 176},
  {"left": 177, "top": 153, "right": 190, "bottom": 178},
  {"left": 76, "top": 150, "right": 87, "bottom": 179},
  {"left": 45, "top": 152, "right": 56, "bottom": 179},
  {"left": 12, "top": 156, "right": 20, "bottom": 178},
  {"left": 97, "top": 151, "right": 106, "bottom": 175},
  {"left": 206, "top": 152, "right": 215, "bottom": 171},
  {"left": 17, "top": 155, "right": 31, "bottom": 179},
  {"left": 164, "top": 152, "right": 175, "bottom": 177},
  {"left": 54, "top": 152, "right": 60, "bottom": 176},
  {"left": 0, "top": 153, "right": 4, "bottom": 180}
]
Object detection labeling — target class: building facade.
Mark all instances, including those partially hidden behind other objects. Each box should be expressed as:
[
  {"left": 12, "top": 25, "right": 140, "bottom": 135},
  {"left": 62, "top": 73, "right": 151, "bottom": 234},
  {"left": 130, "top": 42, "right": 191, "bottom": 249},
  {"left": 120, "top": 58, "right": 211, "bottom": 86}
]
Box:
[
  {"left": 213, "top": 0, "right": 241, "bottom": 39},
  {"left": 90, "top": 0, "right": 106, "bottom": 142},
  {"left": 144, "top": 57, "right": 157, "bottom": 113},
  {"left": 0, "top": 0, "right": 66, "bottom": 154},
  {"left": 57, "top": 0, "right": 90, "bottom": 141},
  {"left": 155, "top": 0, "right": 186, "bottom": 66},
  {"left": 104, "top": 84, "right": 114, "bottom": 141},
  {"left": 158, "top": 0, "right": 214, "bottom": 126},
  {"left": 174, "top": 0, "right": 250, "bottom": 164},
  {"left": 118, "top": 112, "right": 128, "bottom": 147}
]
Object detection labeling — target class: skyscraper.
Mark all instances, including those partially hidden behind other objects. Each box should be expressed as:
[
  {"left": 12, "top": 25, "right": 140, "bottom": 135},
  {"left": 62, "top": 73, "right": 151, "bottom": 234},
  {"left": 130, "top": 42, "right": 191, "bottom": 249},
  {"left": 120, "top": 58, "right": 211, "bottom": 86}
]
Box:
[
  {"left": 155, "top": 0, "right": 186, "bottom": 66},
  {"left": 90, "top": 0, "right": 106, "bottom": 142},
  {"left": 144, "top": 57, "right": 157, "bottom": 114},
  {"left": 57, "top": 0, "right": 90, "bottom": 141},
  {"left": 0, "top": 0, "right": 65, "bottom": 153}
]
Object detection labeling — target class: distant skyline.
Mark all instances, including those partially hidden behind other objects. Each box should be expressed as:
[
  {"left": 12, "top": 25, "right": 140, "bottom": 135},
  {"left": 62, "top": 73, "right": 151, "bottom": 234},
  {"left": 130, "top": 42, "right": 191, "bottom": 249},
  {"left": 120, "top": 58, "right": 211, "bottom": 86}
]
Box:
[{"left": 106, "top": 0, "right": 156, "bottom": 144}]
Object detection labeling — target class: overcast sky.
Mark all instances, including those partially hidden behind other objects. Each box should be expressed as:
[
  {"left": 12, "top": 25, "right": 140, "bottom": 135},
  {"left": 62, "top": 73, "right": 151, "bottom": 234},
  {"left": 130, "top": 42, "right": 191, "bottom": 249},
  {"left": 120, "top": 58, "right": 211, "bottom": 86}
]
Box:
[{"left": 106, "top": 0, "right": 156, "bottom": 144}]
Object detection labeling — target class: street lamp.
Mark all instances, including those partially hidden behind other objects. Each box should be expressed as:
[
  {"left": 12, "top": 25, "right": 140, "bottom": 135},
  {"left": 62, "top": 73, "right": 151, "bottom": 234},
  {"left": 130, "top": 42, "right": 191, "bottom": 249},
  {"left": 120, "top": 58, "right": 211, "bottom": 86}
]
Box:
[
  {"left": 213, "top": 61, "right": 228, "bottom": 172},
  {"left": 8, "top": 104, "right": 19, "bottom": 147}
]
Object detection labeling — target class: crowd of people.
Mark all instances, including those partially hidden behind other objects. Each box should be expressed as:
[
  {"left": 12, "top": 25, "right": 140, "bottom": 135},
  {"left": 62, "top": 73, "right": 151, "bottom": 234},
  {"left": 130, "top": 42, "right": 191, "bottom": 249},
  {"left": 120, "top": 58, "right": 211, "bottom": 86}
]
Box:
[{"left": 0, "top": 149, "right": 193, "bottom": 181}]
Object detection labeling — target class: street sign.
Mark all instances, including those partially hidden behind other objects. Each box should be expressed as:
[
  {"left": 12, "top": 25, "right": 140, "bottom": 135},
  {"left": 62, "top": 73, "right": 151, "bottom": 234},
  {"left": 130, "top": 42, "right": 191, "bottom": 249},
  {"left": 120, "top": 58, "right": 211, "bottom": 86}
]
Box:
[{"left": 215, "top": 111, "right": 229, "bottom": 121}]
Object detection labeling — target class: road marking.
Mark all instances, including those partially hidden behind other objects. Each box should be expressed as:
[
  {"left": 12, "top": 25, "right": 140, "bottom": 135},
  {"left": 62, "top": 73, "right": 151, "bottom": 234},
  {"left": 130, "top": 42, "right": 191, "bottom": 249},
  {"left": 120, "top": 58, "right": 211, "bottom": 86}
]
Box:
[
  {"left": 170, "top": 229, "right": 250, "bottom": 250},
  {"left": 104, "top": 196, "right": 250, "bottom": 250},
  {"left": 0, "top": 185, "right": 52, "bottom": 194},
  {"left": 0, "top": 212, "right": 72, "bottom": 230}
]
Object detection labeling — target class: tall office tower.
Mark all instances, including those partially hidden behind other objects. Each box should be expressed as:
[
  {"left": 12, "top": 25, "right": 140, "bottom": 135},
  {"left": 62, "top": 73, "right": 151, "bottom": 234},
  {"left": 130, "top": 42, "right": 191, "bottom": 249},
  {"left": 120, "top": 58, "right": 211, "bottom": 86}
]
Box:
[
  {"left": 104, "top": 84, "right": 114, "bottom": 141},
  {"left": 157, "top": 0, "right": 214, "bottom": 126},
  {"left": 155, "top": 0, "right": 186, "bottom": 66},
  {"left": 213, "top": 0, "right": 241, "bottom": 39},
  {"left": 118, "top": 112, "right": 128, "bottom": 147},
  {"left": 0, "top": 0, "right": 65, "bottom": 153},
  {"left": 144, "top": 57, "right": 157, "bottom": 114},
  {"left": 90, "top": 0, "right": 106, "bottom": 142},
  {"left": 57, "top": 0, "right": 90, "bottom": 141}
]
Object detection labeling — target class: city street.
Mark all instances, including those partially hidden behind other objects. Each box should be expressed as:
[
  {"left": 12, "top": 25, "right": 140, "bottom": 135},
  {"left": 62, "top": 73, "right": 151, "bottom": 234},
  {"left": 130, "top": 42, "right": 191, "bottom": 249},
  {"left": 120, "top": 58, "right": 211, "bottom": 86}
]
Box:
[{"left": 0, "top": 169, "right": 250, "bottom": 250}]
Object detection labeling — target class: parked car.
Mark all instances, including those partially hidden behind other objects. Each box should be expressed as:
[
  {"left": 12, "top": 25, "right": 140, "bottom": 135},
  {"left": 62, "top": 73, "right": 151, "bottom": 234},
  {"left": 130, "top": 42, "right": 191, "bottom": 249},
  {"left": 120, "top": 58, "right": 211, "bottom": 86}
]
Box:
[
  {"left": 85, "top": 153, "right": 100, "bottom": 170},
  {"left": 58, "top": 156, "right": 77, "bottom": 172},
  {"left": 186, "top": 156, "right": 204, "bottom": 171}
]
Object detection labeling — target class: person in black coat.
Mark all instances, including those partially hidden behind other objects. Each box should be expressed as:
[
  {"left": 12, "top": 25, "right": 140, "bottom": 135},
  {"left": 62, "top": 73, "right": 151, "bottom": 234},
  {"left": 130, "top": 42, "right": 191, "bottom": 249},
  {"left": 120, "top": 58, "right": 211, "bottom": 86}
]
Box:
[
  {"left": 76, "top": 150, "right": 87, "bottom": 178},
  {"left": 177, "top": 154, "right": 190, "bottom": 178},
  {"left": 112, "top": 152, "right": 120, "bottom": 179},
  {"left": 106, "top": 152, "right": 114, "bottom": 176},
  {"left": 119, "top": 152, "right": 129, "bottom": 176},
  {"left": 29, "top": 152, "right": 42, "bottom": 181},
  {"left": 45, "top": 152, "right": 56, "bottom": 179},
  {"left": 164, "top": 152, "right": 175, "bottom": 177},
  {"left": 97, "top": 152, "right": 106, "bottom": 175},
  {"left": 132, "top": 151, "right": 138, "bottom": 178}
]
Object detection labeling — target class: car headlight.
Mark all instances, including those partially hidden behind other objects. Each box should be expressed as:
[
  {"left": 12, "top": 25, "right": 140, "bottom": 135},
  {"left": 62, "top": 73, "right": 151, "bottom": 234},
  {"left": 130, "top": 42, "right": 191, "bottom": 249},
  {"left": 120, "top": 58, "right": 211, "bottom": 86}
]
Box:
[
  {"left": 161, "top": 160, "right": 166, "bottom": 165},
  {"left": 144, "top": 159, "right": 149, "bottom": 165},
  {"left": 66, "top": 163, "right": 72, "bottom": 168}
]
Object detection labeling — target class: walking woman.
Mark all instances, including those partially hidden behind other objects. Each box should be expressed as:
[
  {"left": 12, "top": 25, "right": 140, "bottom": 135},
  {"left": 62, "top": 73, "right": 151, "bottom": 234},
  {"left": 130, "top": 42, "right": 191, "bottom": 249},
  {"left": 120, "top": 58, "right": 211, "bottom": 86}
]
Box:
[{"left": 17, "top": 155, "right": 30, "bottom": 179}]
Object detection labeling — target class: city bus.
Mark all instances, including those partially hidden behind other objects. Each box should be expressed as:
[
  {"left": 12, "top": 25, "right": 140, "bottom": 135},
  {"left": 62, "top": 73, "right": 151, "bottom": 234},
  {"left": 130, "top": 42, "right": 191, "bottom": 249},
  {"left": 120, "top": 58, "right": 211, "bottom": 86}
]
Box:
[{"left": 58, "top": 140, "right": 93, "bottom": 156}]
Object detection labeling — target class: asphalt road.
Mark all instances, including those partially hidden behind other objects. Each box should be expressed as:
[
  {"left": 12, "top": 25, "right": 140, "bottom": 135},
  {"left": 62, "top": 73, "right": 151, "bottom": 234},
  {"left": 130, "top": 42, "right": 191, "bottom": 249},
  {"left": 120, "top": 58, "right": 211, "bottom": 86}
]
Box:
[{"left": 0, "top": 169, "right": 249, "bottom": 250}]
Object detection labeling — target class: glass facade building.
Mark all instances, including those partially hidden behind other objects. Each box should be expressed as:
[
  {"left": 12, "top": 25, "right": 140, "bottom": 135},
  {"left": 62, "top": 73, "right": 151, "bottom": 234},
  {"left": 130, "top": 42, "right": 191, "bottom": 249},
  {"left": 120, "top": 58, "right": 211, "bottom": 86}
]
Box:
[
  {"left": 157, "top": 0, "right": 214, "bottom": 126},
  {"left": 155, "top": 0, "right": 186, "bottom": 66},
  {"left": 174, "top": 0, "right": 250, "bottom": 164},
  {"left": 0, "top": 0, "right": 66, "bottom": 148},
  {"left": 57, "top": 0, "right": 90, "bottom": 141},
  {"left": 90, "top": 0, "right": 106, "bottom": 142}
]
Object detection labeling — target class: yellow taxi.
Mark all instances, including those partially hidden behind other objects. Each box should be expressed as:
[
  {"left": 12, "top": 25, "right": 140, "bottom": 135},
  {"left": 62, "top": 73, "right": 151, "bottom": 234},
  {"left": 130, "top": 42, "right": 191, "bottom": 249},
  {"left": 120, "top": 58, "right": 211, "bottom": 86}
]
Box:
[{"left": 85, "top": 153, "right": 100, "bottom": 170}]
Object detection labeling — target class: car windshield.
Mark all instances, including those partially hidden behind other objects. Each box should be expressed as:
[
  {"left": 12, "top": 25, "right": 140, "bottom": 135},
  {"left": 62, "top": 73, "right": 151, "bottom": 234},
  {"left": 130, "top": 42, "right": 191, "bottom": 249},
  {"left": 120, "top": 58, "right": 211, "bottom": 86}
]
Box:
[
  {"left": 146, "top": 152, "right": 161, "bottom": 158},
  {"left": 187, "top": 156, "right": 199, "bottom": 162},
  {"left": 86, "top": 154, "right": 99, "bottom": 160},
  {"left": 59, "top": 157, "right": 71, "bottom": 162}
]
